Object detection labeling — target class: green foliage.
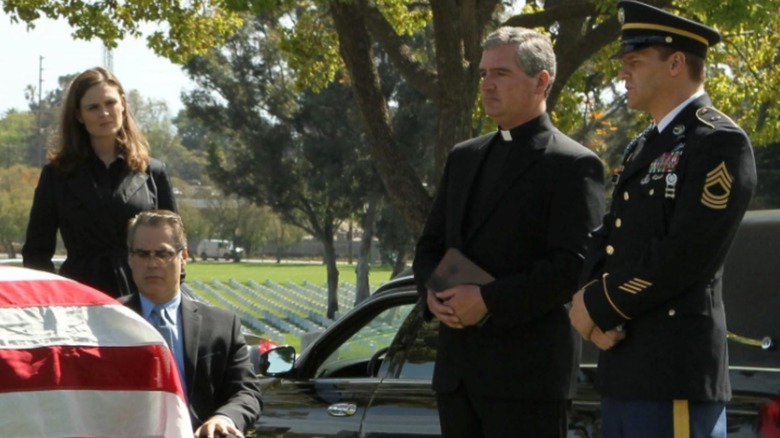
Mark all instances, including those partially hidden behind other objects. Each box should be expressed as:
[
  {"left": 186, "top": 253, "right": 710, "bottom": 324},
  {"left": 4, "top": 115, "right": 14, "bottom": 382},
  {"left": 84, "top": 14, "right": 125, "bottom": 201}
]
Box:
[
  {"left": 706, "top": 28, "right": 780, "bottom": 146},
  {"left": 178, "top": 201, "right": 210, "bottom": 250},
  {"left": 3, "top": 0, "right": 244, "bottom": 63},
  {"left": 182, "top": 14, "right": 371, "bottom": 237},
  {"left": 126, "top": 92, "right": 206, "bottom": 181},
  {"left": 0, "top": 111, "right": 35, "bottom": 167},
  {"left": 374, "top": 0, "right": 431, "bottom": 35},
  {"left": 277, "top": 8, "right": 341, "bottom": 91},
  {"left": 0, "top": 165, "right": 38, "bottom": 257}
]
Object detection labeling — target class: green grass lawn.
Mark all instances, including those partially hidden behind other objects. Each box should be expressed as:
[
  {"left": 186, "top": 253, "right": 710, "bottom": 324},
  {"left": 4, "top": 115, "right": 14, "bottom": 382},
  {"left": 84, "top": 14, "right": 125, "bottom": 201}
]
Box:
[{"left": 185, "top": 260, "right": 397, "bottom": 289}]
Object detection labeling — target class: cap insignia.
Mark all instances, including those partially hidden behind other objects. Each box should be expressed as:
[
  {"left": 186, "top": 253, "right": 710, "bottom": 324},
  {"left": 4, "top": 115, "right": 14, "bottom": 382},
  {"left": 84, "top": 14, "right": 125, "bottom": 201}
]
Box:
[{"left": 618, "top": 8, "right": 625, "bottom": 24}]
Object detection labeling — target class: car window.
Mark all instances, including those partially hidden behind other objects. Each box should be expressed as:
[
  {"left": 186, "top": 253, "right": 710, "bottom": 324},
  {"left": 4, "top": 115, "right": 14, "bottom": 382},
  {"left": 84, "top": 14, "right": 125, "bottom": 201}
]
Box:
[
  {"left": 396, "top": 313, "right": 438, "bottom": 380},
  {"left": 316, "top": 303, "right": 415, "bottom": 378}
]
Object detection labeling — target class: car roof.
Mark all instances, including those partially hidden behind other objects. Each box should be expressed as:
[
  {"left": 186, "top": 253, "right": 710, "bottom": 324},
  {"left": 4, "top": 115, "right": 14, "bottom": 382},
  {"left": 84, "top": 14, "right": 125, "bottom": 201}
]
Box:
[{"left": 373, "top": 274, "right": 416, "bottom": 296}]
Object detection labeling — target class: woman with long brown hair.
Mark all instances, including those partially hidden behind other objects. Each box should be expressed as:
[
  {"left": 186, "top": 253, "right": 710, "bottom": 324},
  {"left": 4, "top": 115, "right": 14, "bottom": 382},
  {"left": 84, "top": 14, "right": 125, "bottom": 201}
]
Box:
[{"left": 23, "top": 67, "right": 177, "bottom": 297}]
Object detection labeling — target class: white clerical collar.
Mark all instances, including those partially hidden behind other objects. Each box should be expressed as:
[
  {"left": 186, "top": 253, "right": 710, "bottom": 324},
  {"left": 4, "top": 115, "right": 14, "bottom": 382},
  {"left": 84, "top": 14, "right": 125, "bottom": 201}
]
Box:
[
  {"left": 657, "top": 89, "right": 705, "bottom": 133},
  {"left": 500, "top": 130, "right": 512, "bottom": 141}
]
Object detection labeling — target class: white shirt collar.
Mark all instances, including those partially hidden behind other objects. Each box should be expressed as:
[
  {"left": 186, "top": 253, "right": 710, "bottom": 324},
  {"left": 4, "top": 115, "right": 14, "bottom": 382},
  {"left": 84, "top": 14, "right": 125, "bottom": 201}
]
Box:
[{"left": 656, "top": 89, "right": 705, "bottom": 133}]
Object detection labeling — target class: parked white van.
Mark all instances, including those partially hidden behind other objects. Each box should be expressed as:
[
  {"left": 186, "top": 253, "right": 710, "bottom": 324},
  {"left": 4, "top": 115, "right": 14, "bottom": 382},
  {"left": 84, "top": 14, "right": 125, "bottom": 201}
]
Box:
[{"left": 196, "top": 239, "right": 244, "bottom": 262}]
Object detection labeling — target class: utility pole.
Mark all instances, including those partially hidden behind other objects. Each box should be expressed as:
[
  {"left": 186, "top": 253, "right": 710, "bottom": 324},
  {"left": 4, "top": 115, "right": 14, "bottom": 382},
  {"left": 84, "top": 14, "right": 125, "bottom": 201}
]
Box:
[
  {"left": 103, "top": 44, "right": 114, "bottom": 71},
  {"left": 37, "top": 56, "right": 44, "bottom": 168}
]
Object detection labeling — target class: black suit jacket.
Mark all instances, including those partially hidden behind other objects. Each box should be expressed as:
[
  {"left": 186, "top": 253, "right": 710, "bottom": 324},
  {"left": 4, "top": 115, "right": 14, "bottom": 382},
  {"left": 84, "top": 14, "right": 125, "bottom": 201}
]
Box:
[
  {"left": 120, "top": 293, "right": 262, "bottom": 432},
  {"left": 581, "top": 95, "right": 757, "bottom": 400},
  {"left": 413, "top": 114, "right": 605, "bottom": 399},
  {"left": 23, "top": 158, "right": 176, "bottom": 297}
]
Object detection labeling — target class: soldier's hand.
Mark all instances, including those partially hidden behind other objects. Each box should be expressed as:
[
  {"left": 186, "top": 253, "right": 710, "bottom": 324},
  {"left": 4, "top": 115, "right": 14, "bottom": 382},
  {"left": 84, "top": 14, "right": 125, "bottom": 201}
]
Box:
[
  {"left": 590, "top": 326, "right": 626, "bottom": 350},
  {"left": 427, "top": 289, "right": 463, "bottom": 329},
  {"left": 570, "top": 289, "right": 596, "bottom": 340}
]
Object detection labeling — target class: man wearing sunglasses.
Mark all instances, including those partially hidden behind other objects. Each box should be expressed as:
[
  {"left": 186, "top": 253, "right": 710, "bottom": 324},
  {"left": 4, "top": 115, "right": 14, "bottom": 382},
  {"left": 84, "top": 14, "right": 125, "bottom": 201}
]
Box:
[{"left": 121, "top": 209, "right": 261, "bottom": 438}]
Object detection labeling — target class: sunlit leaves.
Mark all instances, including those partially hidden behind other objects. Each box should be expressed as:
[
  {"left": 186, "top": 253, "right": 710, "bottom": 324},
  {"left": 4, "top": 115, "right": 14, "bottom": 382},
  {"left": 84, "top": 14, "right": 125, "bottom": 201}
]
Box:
[
  {"left": 374, "top": 0, "right": 430, "bottom": 36},
  {"left": 277, "top": 5, "right": 341, "bottom": 91},
  {"left": 3, "top": 0, "right": 244, "bottom": 63}
]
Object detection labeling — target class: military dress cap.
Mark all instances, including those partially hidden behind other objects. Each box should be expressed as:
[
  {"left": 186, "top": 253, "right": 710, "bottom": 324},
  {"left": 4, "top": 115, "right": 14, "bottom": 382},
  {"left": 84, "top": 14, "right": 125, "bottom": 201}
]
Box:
[{"left": 616, "top": 0, "right": 721, "bottom": 59}]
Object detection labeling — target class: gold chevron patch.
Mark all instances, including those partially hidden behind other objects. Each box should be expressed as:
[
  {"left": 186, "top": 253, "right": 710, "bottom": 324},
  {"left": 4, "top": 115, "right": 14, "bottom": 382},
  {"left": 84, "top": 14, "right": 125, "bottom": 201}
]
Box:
[
  {"left": 618, "top": 277, "right": 652, "bottom": 294},
  {"left": 701, "top": 162, "right": 733, "bottom": 210}
]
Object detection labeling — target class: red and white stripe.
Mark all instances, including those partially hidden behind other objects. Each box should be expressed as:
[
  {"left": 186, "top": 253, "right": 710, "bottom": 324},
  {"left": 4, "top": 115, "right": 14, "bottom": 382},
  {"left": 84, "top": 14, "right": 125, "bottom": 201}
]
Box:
[{"left": 0, "top": 267, "right": 191, "bottom": 437}]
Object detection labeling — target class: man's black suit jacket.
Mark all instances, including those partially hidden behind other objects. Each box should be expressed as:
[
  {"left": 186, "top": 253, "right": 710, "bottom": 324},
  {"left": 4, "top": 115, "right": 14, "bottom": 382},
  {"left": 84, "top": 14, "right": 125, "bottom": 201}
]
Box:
[
  {"left": 413, "top": 114, "right": 605, "bottom": 400},
  {"left": 121, "top": 293, "right": 262, "bottom": 432}
]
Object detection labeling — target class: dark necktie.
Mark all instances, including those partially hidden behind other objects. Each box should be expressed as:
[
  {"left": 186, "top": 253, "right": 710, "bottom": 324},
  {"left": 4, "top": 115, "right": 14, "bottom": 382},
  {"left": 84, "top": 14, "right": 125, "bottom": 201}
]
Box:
[{"left": 628, "top": 126, "right": 659, "bottom": 162}]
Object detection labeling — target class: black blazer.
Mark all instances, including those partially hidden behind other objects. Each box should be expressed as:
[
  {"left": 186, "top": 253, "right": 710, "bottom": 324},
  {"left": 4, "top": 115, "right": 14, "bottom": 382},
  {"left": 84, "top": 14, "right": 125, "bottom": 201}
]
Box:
[
  {"left": 413, "top": 114, "right": 605, "bottom": 400},
  {"left": 22, "top": 158, "right": 176, "bottom": 297},
  {"left": 120, "top": 293, "right": 262, "bottom": 432},
  {"left": 581, "top": 95, "right": 757, "bottom": 400}
]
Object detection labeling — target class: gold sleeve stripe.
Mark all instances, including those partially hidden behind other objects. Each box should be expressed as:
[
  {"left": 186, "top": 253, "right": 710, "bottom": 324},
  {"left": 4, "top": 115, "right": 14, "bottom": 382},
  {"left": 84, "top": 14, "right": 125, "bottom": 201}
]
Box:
[
  {"left": 619, "top": 284, "right": 642, "bottom": 294},
  {"left": 602, "top": 273, "right": 631, "bottom": 320},
  {"left": 630, "top": 278, "right": 652, "bottom": 287},
  {"left": 673, "top": 400, "right": 690, "bottom": 438},
  {"left": 618, "top": 278, "right": 652, "bottom": 294}
]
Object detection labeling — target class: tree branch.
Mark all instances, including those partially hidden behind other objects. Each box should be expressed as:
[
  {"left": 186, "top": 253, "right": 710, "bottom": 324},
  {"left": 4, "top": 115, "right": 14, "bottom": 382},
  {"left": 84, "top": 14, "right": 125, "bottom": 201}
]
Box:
[{"left": 361, "top": 0, "right": 440, "bottom": 100}]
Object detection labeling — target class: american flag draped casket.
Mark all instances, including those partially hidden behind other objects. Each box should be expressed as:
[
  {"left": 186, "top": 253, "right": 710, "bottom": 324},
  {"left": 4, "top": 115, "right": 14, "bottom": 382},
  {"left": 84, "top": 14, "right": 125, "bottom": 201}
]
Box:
[{"left": 0, "top": 266, "right": 191, "bottom": 437}]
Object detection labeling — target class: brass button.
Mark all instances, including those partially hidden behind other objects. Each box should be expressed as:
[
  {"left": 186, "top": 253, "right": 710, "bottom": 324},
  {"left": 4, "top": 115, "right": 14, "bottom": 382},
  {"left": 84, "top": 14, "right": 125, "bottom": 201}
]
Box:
[
  {"left": 649, "top": 189, "right": 655, "bottom": 196},
  {"left": 668, "top": 309, "right": 676, "bottom": 317},
  {"left": 615, "top": 218, "right": 622, "bottom": 228},
  {"left": 606, "top": 245, "right": 615, "bottom": 255},
  {"left": 623, "top": 191, "right": 630, "bottom": 201}
]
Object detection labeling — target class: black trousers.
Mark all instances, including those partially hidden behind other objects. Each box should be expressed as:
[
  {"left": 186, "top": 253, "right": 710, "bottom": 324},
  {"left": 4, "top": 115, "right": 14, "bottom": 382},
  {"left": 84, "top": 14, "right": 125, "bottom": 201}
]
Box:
[{"left": 436, "top": 384, "right": 568, "bottom": 438}]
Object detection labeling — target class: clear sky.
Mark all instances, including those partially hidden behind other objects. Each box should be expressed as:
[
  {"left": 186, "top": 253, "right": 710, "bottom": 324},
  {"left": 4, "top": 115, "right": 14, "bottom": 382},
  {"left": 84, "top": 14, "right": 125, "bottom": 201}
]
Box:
[{"left": 0, "top": 11, "right": 195, "bottom": 116}]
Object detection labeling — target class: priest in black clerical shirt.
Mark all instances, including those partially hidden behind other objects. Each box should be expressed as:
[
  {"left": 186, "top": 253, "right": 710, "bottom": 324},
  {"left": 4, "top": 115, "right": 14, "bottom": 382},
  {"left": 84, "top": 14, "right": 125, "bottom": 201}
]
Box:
[{"left": 413, "top": 26, "right": 605, "bottom": 438}]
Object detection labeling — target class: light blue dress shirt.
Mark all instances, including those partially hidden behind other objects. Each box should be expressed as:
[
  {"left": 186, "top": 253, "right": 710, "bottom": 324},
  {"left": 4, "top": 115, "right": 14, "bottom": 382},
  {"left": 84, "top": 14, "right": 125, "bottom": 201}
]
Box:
[{"left": 140, "top": 293, "right": 187, "bottom": 393}]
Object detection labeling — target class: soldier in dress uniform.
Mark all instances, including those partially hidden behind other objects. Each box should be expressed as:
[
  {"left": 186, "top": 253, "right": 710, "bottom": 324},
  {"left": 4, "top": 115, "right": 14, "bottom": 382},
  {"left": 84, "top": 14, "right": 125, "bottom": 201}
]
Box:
[{"left": 569, "top": 1, "right": 757, "bottom": 437}]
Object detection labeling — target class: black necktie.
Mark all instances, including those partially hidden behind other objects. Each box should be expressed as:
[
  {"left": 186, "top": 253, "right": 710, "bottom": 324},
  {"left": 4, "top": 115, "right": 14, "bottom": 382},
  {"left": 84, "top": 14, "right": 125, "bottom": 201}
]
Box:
[{"left": 628, "top": 126, "right": 658, "bottom": 162}]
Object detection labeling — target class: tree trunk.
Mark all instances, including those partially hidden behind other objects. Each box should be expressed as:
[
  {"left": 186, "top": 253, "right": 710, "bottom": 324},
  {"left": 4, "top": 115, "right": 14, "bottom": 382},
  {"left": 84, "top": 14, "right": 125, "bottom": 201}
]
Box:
[
  {"left": 346, "top": 221, "right": 353, "bottom": 264},
  {"left": 355, "top": 192, "right": 380, "bottom": 305},
  {"left": 322, "top": 234, "right": 340, "bottom": 319},
  {"left": 391, "top": 246, "right": 408, "bottom": 279},
  {"left": 329, "top": 0, "right": 431, "bottom": 238},
  {"left": 2, "top": 238, "right": 16, "bottom": 259},
  {"left": 275, "top": 226, "right": 284, "bottom": 263},
  {"left": 428, "top": 0, "right": 488, "bottom": 183}
]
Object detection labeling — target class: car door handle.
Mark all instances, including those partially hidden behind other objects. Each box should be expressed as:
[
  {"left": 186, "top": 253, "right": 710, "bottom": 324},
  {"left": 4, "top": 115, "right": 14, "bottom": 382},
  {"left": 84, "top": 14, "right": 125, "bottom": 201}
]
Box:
[
  {"left": 328, "top": 402, "right": 358, "bottom": 417},
  {"left": 727, "top": 331, "right": 774, "bottom": 350}
]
